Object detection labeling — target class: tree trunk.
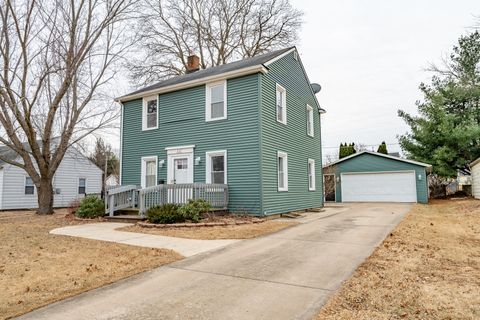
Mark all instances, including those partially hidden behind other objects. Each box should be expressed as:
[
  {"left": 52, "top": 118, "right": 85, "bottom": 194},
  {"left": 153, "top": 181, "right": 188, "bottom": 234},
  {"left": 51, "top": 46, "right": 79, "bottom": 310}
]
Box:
[{"left": 37, "top": 178, "right": 54, "bottom": 215}]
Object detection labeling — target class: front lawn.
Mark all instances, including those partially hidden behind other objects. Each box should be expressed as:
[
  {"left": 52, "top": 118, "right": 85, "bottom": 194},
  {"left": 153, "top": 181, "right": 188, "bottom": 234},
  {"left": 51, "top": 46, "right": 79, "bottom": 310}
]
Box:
[
  {"left": 316, "top": 199, "right": 480, "bottom": 319},
  {"left": 0, "top": 210, "right": 182, "bottom": 319}
]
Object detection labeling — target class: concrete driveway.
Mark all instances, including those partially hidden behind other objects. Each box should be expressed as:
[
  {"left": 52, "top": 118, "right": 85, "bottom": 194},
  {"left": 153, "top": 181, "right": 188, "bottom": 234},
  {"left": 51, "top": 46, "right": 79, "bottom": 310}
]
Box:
[{"left": 17, "top": 203, "right": 411, "bottom": 320}]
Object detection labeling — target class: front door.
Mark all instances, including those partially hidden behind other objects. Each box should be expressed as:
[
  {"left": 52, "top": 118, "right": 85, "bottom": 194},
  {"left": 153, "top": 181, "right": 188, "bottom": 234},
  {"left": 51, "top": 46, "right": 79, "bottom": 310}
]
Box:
[{"left": 173, "top": 158, "right": 189, "bottom": 184}]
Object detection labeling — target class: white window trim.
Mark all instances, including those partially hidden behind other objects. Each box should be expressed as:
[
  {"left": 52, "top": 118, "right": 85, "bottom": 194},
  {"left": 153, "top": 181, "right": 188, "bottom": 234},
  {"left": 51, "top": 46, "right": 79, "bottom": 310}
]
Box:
[
  {"left": 308, "top": 158, "right": 316, "bottom": 191},
  {"left": 141, "top": 156, "right": 158, "bottom": 188},
  {"left": 277, "top": 151, "right": 288, "bottom": 191},
  {"left": 205, "top": 80, "right": 227, "bottom": 122},
  {"left": 78, "top": 177, "right": 87, "bottom": 195},
  {"left": 276, "top": 83, "right": 287, "bottom": 124},
  {"left": 307, "top": 104, "right": 314, "bottom": 137},
  {"left": 142, "top": 95, "right": 158, "bottom": 131},
  {"left": 206, "top": 150, "right": 227, "bottom": 184},
  {"left": 24, "top": 176, "right": 35, "bottom": 196}
]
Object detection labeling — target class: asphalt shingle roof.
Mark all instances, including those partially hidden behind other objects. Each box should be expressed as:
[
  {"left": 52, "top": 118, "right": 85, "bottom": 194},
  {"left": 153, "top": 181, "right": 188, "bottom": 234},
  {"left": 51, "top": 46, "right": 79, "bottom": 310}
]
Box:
[
  {"left": 0, "top": 145, "right": 19, "bottom": 167},
  {"left": 119, "top": 47, "right": 294, "bottom": 100}
]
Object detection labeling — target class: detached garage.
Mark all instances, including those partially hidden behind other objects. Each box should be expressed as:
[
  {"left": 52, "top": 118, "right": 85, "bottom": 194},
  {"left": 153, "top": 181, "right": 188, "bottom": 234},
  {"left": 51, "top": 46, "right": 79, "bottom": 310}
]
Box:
[{"left": 324, "top": 151, "right": 431, "bottom": 204}]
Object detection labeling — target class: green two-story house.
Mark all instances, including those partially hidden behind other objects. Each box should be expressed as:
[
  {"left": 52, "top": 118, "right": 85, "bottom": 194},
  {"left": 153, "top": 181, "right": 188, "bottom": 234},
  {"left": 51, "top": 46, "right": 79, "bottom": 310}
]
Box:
[{"left": 116, "top": 47, "right": 325, "bottom": 215}]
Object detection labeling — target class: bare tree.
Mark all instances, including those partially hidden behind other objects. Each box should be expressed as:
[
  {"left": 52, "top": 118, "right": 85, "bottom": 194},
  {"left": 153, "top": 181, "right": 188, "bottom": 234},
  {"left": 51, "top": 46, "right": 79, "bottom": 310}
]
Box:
[
  {"left": 0, "top": 0, "right": 137, "bottom": 214},
  {"left": 129, "top": 0, "right": 303, "bottom": 86}
]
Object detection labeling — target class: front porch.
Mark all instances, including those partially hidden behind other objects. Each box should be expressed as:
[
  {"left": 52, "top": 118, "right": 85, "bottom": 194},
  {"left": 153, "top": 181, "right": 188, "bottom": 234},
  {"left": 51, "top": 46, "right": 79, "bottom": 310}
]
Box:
[{"left": 106, "top": 183, "right": 229, "bottom": 218}]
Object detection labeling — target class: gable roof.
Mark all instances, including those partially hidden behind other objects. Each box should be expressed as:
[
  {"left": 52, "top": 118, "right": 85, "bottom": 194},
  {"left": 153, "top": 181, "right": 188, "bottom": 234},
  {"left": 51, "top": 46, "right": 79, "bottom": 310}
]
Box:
[
  {"left": 0, "top": 145, "right": 19, "bottom": 168},
  {"left": 116, "top": 46, "right": 325, "bottom": 114},
  {"left": 471, "top": 157, "right": 480, "bottom": 167},
  {"left": 324, "top": 151, "right": 432, "bottom": 168}
]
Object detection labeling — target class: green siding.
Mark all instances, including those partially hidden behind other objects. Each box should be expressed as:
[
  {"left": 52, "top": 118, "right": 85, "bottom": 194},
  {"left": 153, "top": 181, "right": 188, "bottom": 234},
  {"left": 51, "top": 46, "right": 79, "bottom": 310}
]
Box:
[
  {"left": 121, "top": 74, "right": 262, "bottom": 213},
  {"left": 333, "top": 153, "right": 429, "bottom": 203},
  {"left": 259, "top": 52, "right": 324, "bottom": 214}
]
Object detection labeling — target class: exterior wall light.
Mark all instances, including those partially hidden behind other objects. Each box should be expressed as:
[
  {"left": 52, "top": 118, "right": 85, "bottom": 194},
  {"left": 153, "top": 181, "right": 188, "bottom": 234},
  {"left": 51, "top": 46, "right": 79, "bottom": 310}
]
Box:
[
  {"left": 336, "top": 176, "right": 340, "bottom": 183},
  {"left": 159, "top": 159, "right": 165, "bottom": 168},
  {"left": 195, "top": 157, "right": 201, "bottom": 165},
  {"left": 418, "top": 174, "right": 422, "bottom": 180}
]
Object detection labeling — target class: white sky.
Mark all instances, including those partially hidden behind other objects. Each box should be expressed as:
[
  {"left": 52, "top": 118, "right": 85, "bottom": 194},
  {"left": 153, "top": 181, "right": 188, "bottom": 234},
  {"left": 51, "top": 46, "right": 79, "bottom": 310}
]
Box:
[
  {"left": 293, "top": 0, "right": 479, "bottom": 160},
  {"left": 105, "top": 0, "right": 479, "bottom": 160}
]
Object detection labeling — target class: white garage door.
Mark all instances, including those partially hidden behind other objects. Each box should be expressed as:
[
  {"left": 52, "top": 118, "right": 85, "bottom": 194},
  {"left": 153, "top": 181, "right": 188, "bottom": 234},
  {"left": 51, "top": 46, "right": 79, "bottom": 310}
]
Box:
[{"left": 341, "top": 171, "right": 417, "bottom": 203}]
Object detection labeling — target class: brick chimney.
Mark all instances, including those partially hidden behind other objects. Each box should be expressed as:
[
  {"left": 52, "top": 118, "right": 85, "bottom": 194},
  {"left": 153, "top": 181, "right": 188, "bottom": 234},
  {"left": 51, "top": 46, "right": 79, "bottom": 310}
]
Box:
[{"left": 186, "top": 54, "right": 200, "bottom": 73}]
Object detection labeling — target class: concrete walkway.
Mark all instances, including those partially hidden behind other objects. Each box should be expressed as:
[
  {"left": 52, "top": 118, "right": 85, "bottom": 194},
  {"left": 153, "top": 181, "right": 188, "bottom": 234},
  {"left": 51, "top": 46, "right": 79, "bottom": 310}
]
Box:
[
  {"left": 21, "top": 203, "right": 411, "bottom": 320},
  {"left": 50, "top": 222, "right": 239, "bottom": 257}
]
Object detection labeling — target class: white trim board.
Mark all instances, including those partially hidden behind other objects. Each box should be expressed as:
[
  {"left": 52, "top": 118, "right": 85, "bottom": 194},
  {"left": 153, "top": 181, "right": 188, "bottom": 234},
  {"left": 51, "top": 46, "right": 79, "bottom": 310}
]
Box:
[{"left": 141, "top": 156, "right": 158, "bottom": 188}]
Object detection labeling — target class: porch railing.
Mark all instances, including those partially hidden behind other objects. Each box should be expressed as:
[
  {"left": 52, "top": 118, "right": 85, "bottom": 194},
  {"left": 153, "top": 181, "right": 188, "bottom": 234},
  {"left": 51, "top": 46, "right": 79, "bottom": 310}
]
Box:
[
  {"left": 138, "top": 183, "right": 229, "bottom": 216},
  {"left": 105, "top": 185, "right": 138, "bottom": 216}
]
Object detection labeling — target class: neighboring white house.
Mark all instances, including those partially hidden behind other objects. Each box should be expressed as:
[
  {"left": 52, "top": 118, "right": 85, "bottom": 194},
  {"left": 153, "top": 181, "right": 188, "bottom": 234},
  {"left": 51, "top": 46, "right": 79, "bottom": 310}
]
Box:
[
  {"left": 472, "top": 158, "right": 480, "bottom": 199},
  {"left": 105, "top": 174, "right": 119, "bottom": 188},
  {"left": 0, "top": 146, "right": 102, "bottom": 210}
]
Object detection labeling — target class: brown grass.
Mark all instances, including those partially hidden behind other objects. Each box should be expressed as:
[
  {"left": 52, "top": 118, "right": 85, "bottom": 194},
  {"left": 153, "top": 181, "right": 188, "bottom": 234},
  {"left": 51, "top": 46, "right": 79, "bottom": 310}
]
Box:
[
  {"left": 0, "top": 210, "right": 182, "bottom": 319},
  {"left": 121, "top": 220, "right": 297, "bottom": 240},
  {"left": 316, "top": 199, "right": 480, "bottom": 320}
]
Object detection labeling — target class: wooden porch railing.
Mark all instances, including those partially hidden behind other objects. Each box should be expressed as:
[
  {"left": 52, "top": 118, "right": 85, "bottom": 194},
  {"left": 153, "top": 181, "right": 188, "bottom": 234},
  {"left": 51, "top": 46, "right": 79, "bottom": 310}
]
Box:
[
  {"left": 105, "top": 183, "right": 229, "bottom": 217},
  {"left": 138, "top": 183, "right": 229, "bottom": 216},
  {"left": 105, "top": 185, "right": 138, "bottom": 217}
]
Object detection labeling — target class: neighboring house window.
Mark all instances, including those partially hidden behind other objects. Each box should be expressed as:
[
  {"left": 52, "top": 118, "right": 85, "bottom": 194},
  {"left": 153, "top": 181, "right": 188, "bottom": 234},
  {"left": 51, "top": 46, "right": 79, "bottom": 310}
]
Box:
[
  {"left": 276, "top": 84, "right": 286, "bottom": 124},
  {"left": 206, "top": 80, "right": 227, "bottom": 121},
  {"left": 206, "top": 150, "right": 227, "bottom": 184},
  {"left": 307, "top": 104, "right": 314, "bottom": 137},
  {"left": 142, "top": 96, "right": 158, "bottom": 130},
  {"left": 141, "top": 156, "right": 158, "bottom": 188},
  {"left": 25, "top": 177, "right": 34, "bottom": 195},
  {"left": 78, "top": 178, "right": 86, "bottom": 194},
  {"left": 277, "top": 151, "right": 288, "bottom": 191},
  {"left": 308, "top": 159, "right": 316, "bottom": 191}
]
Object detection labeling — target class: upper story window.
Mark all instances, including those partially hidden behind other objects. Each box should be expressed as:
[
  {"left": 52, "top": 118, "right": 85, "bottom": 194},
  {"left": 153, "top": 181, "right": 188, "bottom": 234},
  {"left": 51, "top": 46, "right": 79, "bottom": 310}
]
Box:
[
  {"left": 206, "top": 150, "right": 227, "bottom": 184},
  {"left": 277, "top": 151, "right": 288, "bottom": 191},
  {"left": 78, "top": 178, "right": 86, "bottom": 194},
  {"left": 25, "top": 177, "right": 34, "bottom": 195},
  {"left": 307, "top": 104, "right": 314, "bottom": 137},
  {"left": 308, "top": 159, "right": 316, "bottom": 191},
  {"left": 276, "top": 84, "right": 286, "bottom": 124},
  {"left": 142, "top": 96, "right": 158, "bottom": 130},
  {"left": 206, "top": 80, "right": 227, "bottom": 121}
]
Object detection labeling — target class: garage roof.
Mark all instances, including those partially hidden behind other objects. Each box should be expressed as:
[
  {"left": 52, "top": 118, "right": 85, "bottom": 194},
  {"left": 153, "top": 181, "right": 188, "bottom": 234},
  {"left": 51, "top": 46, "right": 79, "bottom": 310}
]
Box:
[{"left": 324, "top": 151, "right": 432, "bottom": 168}]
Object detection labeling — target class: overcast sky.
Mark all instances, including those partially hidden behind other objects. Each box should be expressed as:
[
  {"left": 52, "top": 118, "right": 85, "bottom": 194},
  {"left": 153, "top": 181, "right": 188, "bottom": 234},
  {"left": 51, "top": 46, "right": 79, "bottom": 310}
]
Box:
[
  {"left": 292, "top": 0, "right": 479, "bottom": 161},
  {"left": 107, "top": 0, "right": 479, "bottom": 160}
]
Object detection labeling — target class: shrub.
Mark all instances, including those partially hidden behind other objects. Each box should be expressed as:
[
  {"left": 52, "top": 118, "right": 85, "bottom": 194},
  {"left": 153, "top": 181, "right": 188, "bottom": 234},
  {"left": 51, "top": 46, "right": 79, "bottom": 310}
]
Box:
[
  {"left": 146, "top": 203, "right": 182, "bottom": 224},
  {"left": 75, "top": 196, "right": 105, "bottom": 218},
  {"left": 67, "top": 198, "right": 81, "bottom": 215},
  {"left": 178, "top": 199, "right": 212, "bottom": 223}
]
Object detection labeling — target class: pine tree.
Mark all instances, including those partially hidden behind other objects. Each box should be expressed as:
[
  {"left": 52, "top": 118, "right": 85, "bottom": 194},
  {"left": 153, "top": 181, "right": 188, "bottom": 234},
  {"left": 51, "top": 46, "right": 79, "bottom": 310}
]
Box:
[{"left": 377, "top": 141, "right": 388, "bottom": 154}]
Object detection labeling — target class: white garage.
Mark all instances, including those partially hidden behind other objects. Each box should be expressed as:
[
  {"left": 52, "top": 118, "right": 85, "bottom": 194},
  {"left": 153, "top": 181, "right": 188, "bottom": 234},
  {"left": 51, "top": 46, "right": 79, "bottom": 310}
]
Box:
[{"left": 341, "top": 171, "right": 417, "bottom": 203}]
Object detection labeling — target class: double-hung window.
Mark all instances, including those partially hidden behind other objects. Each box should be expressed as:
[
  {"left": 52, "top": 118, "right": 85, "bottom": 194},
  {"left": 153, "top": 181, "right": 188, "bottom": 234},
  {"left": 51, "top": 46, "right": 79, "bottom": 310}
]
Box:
[
  {"left": 276, "top": 84, "right": 286, "bottom": 124},
  {"left": 308, "top": 159, "right": 316, "bottom": 191},
  {"left": 307, "top": 104, "right": 314, "bottom": 137},
  {"left": 206, "top": 150, "right": 227, "bottom": 184},
  {"left": 78, "top": 178, "right": 86, "bottom": 194},
  {"left": 277, "top": 151, "right": 288, "bottom": 191},
  {"left": 142, "top": 96, "right": 158, "bottom": 130},
  {"left": 141, "top": 156, "right": 158, "bottom": 188},
  {"left": 206, "top": 81, "right": 227, "bottom": 121},
  {"left": 25, "top": 177, "right": 34, "bottom": 195}
]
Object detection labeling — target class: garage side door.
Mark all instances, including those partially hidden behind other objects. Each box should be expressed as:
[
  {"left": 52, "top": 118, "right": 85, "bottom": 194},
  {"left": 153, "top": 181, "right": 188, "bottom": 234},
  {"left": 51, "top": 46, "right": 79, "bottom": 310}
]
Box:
[{"left": 341, "top": 171, "right": 417, "bottom": 203}]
